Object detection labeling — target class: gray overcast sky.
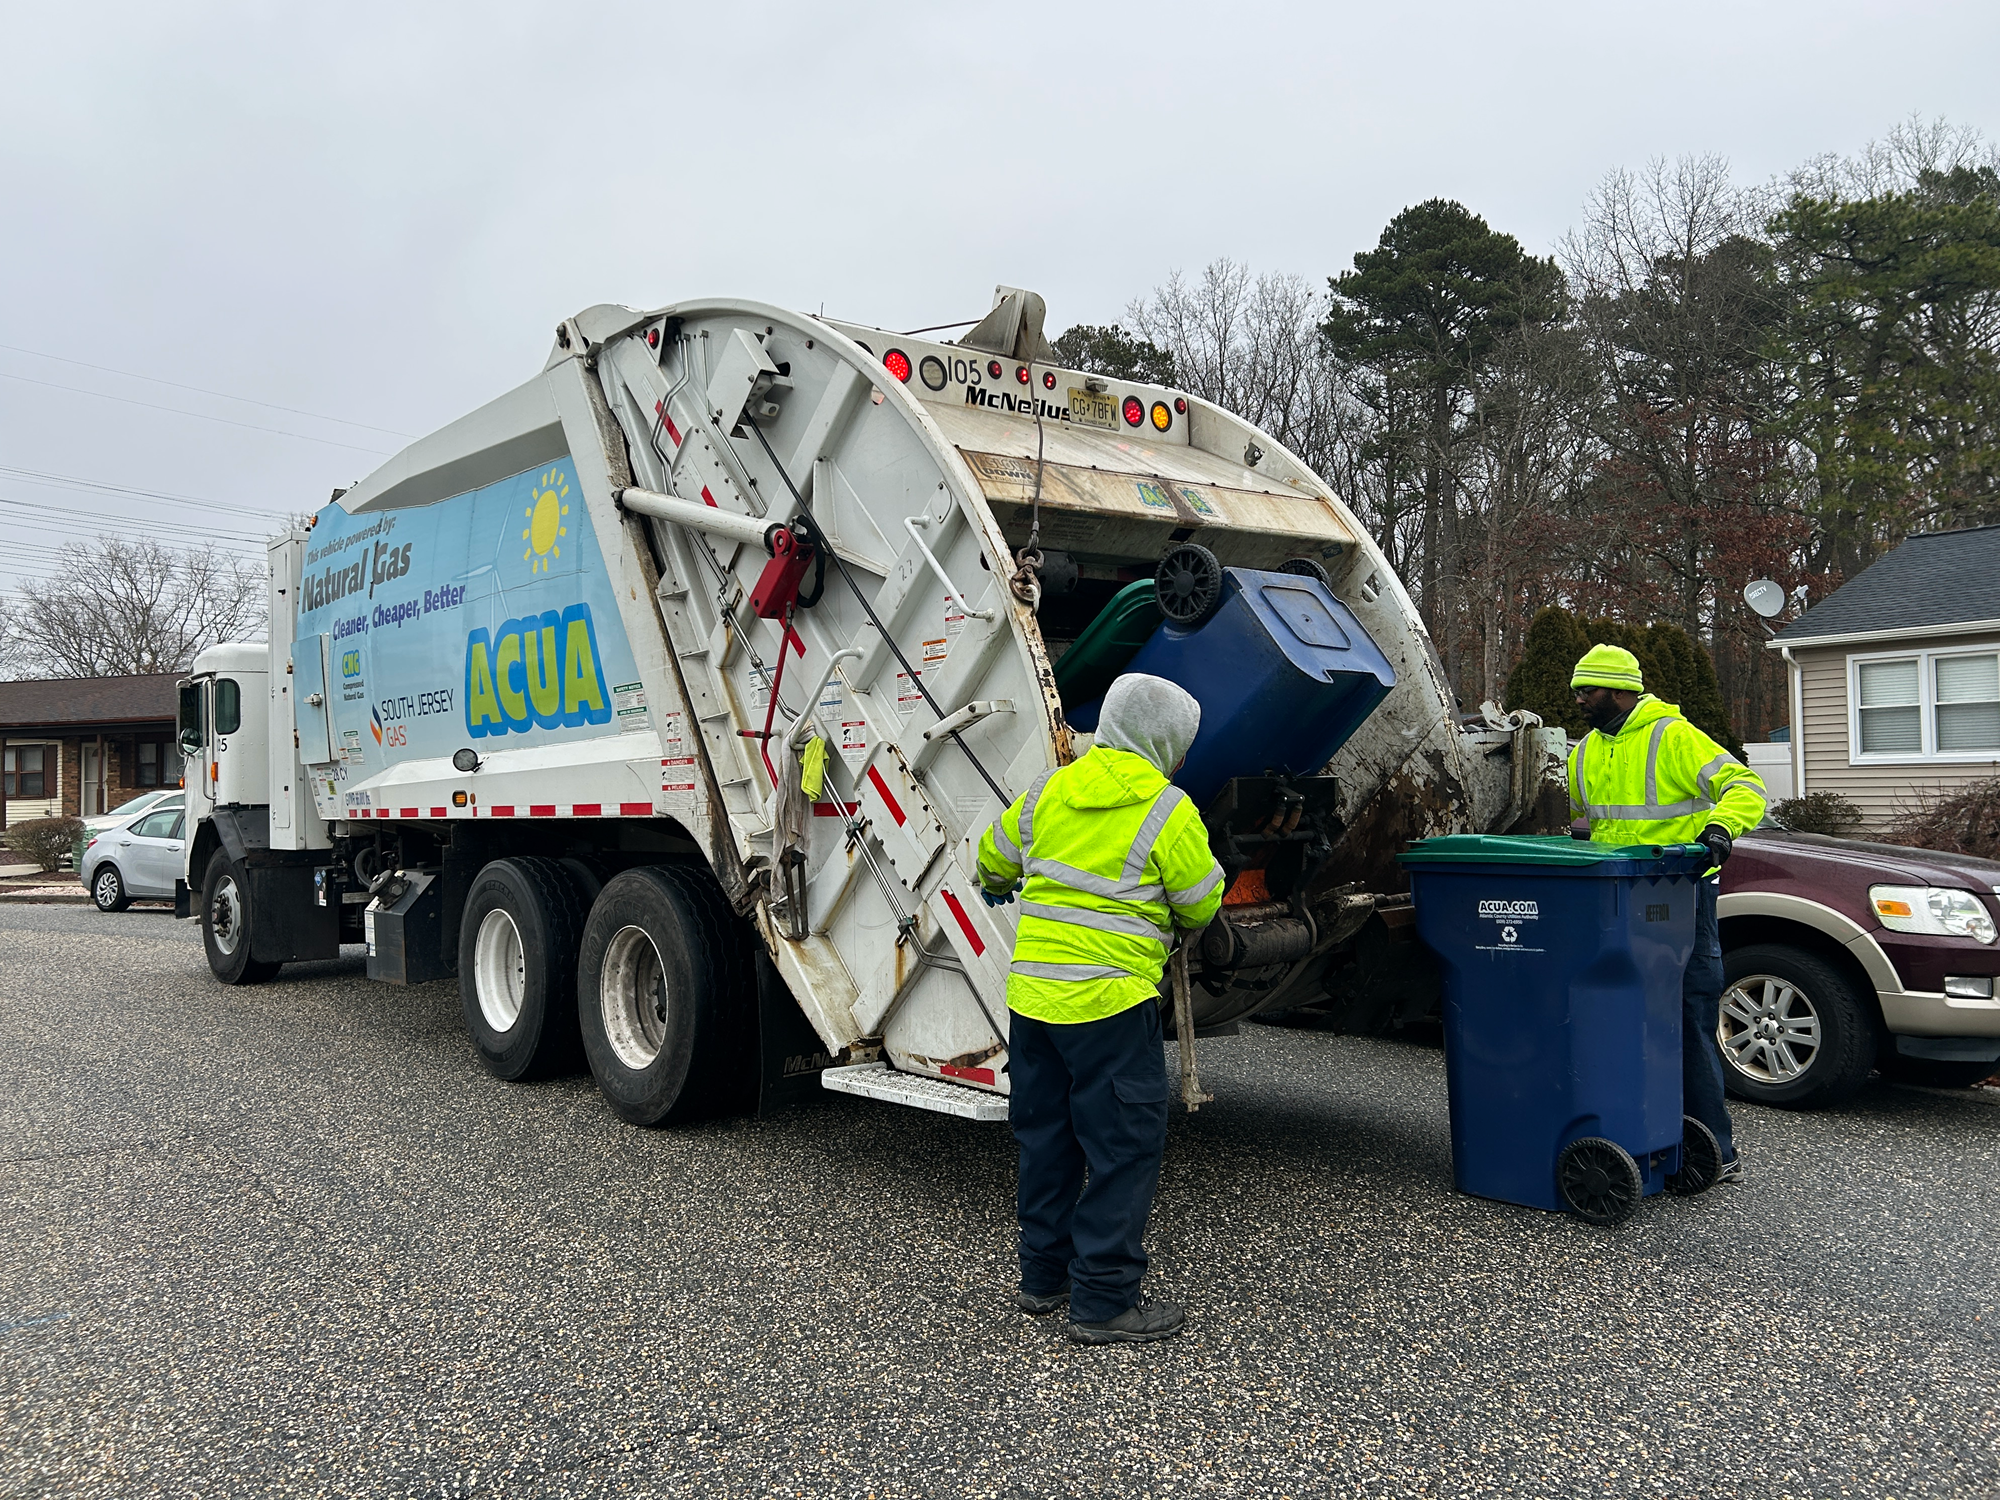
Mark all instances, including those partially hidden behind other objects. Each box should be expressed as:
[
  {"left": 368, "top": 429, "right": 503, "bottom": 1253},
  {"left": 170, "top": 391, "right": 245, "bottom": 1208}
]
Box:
[{"left": 4, "top": 0, "right": 1997, "bottom": 597}]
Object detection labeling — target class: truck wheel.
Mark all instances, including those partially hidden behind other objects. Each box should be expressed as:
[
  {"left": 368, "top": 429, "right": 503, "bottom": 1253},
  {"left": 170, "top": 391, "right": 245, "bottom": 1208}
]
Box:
[
  {"left": 1877, "top": 1053, "right": 2000, "bottom": 1089},
  {"left": 1717, "top": 943, "right": 1876, "bottom": 1108},
  {"left": 92, "top": 865, "right": 131, "bottom": 913},
  {"left": 456, "top": 857, "right": 588, "bottom": 1081},
  {"left": 578, "top": 864, "right": 753, "bottom": 1126},
  {"left": 201, "top": 850, "right": 281, "bottom": 985}
]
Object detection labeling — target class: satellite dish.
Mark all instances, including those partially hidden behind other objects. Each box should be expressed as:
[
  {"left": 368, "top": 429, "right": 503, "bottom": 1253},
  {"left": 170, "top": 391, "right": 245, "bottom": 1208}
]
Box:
[{"left": 1744, "top": 579, "right": 1786, "bottom": 619}]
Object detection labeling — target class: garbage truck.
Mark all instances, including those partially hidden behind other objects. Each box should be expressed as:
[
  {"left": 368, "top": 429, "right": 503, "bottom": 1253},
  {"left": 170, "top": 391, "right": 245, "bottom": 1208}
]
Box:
[{"left": 173, "top": 287, "right": 1567, "bottom": 1124}]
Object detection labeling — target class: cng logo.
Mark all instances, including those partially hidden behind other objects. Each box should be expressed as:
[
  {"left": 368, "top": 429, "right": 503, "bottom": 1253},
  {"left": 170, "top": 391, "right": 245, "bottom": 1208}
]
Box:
[{"left": 341, "top": 650, "right": 361, "bottom": 678}]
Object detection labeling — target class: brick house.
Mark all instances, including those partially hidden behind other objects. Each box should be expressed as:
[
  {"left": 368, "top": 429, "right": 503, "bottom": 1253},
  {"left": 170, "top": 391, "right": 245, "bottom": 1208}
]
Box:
[
  {"left": 1772, "top": 525, "right": 2000, "bottom": 827},
  {"left": 0, "top": 674, "right": 182, "bottom": 828}
]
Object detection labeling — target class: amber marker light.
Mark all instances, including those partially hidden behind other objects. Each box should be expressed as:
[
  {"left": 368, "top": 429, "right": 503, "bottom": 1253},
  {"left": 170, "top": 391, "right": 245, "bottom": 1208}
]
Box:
[{"left": 1150, "top": 401, "right": 1172, "bottom": 431}]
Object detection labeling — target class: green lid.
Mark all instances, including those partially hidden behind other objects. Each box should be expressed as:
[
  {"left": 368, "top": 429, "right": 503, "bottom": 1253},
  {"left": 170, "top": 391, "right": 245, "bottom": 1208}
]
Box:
[{"left": 1397, "top": 834, "right": 1710, "bottom": 868}]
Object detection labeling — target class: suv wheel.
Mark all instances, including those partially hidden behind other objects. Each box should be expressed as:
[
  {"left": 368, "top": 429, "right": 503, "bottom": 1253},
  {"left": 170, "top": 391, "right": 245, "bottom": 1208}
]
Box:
[{"left": 1717, "top": 943, "right": 1876, "bottom": 1108}]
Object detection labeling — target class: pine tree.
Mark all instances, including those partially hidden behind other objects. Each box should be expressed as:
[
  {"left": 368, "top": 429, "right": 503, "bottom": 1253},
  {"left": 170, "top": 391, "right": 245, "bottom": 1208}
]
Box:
[{"left": 1503, "top": 607, "right": 1593, "bottom": 735}]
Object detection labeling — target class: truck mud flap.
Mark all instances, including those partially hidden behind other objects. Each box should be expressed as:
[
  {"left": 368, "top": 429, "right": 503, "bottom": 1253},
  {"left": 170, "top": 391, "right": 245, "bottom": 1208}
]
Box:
[
  {"left": 754, "top": 949, "right": 840, "bottom": 1117},
  {"left": 248, "top": 858, "right": 340, "bottom": 965}
]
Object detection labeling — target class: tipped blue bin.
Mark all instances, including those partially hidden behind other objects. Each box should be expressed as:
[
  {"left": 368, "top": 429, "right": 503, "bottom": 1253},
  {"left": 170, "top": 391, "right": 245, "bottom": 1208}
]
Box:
[{"left": 1397, "top": 835, "right": 1709, "bottom": 1219}]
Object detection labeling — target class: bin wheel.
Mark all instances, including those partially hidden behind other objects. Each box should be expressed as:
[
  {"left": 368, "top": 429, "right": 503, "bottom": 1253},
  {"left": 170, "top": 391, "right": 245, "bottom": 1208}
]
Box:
[
  {"left": 1557, "top": 1138, "right": 1643, "bottom": 1225},
  {"left": 1278, "top": 556, "right": 1333, "bottom": 590},
  {"left": 1155, "top": 543, "right": 1224, "bottom": 627},
  {"left": 1666, "top": 1116, "right": 1722, "bottom": 1196}
]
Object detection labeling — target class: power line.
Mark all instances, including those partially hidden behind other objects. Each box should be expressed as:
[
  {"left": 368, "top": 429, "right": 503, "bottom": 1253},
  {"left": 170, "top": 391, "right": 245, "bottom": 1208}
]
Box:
[
  {"left": 0, "top": 342, "right": 415, "bottom": 438},
  {"left": 0, "top": 465, "right": 307, "bottom": 522},
  {"left": 0, "top": 370, "right": 394, "bottom": 455}
]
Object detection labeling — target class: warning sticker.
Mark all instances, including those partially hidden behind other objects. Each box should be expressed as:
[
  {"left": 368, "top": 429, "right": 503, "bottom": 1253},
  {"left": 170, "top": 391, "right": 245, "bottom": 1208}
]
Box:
[
  {"left": 895, "top": 669, "right": 924, "bottom": 718},
  {"left": 614, "top": 680, "right": 650, "bottom": 733},
  {"left": 840, "top": 719, "right": 868, "bottom": 766},
  {"left": 944, "top": 594, "right": 966, "bottom": 642},
  {"left": 660, "top": 710, "right": 696, "bottom": 796},
  {"left": 660, "top": 711, "right": 687, "bottom": 758}
]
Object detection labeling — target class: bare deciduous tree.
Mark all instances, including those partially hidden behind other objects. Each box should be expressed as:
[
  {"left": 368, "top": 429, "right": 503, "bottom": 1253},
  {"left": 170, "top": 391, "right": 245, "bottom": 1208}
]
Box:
[{"left": 7, "top": 537, "right": 266, "bottom": 678}]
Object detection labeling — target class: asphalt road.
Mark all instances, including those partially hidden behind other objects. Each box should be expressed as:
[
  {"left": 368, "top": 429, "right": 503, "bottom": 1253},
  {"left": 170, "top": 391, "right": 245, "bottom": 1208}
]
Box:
[{"left": 2, "top": 901, "right": 1997, "bottom": 1500}]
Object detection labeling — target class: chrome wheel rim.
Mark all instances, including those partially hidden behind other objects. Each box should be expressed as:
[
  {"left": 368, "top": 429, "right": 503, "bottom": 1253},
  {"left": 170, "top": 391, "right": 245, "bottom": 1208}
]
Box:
[
  {"left": 1719, "top": 973, "right": 1823, "bottom": 1084},
  {"left": 94, "top": 869, "right": 120, "bottom": 907},
  {"left": 473, "top": 909, "right": 526, "bottom": 1032},
  {"left": 210, "top": 875, "right": 243, "bottom": 955},
  {"left": 601, "top": 925, "right": 669, "bottom": 1070}
]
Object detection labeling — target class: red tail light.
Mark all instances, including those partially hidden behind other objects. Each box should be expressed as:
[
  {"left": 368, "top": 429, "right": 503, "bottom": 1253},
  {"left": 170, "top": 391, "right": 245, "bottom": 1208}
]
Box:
[
  {"left": 883, "top": 349, "right": 912, "bottom": 383},
  {"left": 988, "top": 360, "right": 1003, "bottom": 379},
  {"left": 1122, "top": 396, "right": 1144, "bottom": 427},
  {"left": 1042, "top": 370, "right": 1056, "bottom": 389},
  {"left": 1015, "top": 366, "right": 1029, "bottom": 385}
]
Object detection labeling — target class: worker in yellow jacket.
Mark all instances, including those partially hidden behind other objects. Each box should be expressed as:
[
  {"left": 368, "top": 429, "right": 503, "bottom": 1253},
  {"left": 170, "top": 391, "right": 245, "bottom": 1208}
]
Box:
[
  {"left": 977, "top": 673, "right": 1224, "bottom": 1345},
  {"left": 1569, "top": 644, "right": 1768, "bottom": 1183}
]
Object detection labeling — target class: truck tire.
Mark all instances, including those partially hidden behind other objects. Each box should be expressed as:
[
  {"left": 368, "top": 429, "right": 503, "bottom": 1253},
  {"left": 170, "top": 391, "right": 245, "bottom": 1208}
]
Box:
[
  {"left": 201, "top": 849, "right": 281, "bottom": 985},
  {"left": 577, "top": 864, "right": 753, "bottom": 1126},
  {"left": 1717, "top": 943, "right": 1875, "bottom": 1108},
  {"left": 1877, "top": 1053, "right": 2000, "bottom": 1090},
  {"left": 457, "top": 857, "right": 588, "bottom": 1081}
]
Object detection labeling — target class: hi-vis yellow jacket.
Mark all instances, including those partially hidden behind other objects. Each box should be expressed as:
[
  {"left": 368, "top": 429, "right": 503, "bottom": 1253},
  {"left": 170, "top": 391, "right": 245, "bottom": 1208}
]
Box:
[
  {"left": 977, "top": 746, "right": 1225, "bottom": 1024},
  {"left": 1568, "top": 694, "right": 1768, "bottom": 855}
]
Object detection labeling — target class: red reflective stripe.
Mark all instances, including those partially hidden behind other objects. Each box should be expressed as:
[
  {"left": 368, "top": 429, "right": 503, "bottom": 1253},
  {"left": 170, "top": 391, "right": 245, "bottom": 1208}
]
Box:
[
  {"left": 399, "top": 808, "right": 417, "bottom": 819},
  {"left": 939, "top": 1063, "right": 994, "bottom": 1085},
  {"left": 700, "top": 486, "right": 717, "bottom": 508},
  {"left": 940, "top": 887, "right": 985, "bottom": 957},
  {"left": 429, "top": 807, "right": 447, "bottom": 818},
  {"left": 866, "top": 765, "right": 905, "bottom": 825},
  {"left": 571, "top": 803, "right": 601, "bottom": 817},
  {"left": 346, "top": 809, "right": 357, "bottom": 818},
  {"left": 619, "top": 802, "right": 652, "bottom": 816},
  {"left": 376, "top": 808, "right": 392, "bottom": 818},
  {"left": 530, "top": 804, "right": 557, "bottom": 817},
  {"left": 812, "top": 802, "right": 860, "bottom": 817},
  {"left": 654, "top": 401, "right": 682, "bottom": 447},
  {"left": 488, "top": 806, "right": 514, "bottom": 817}
]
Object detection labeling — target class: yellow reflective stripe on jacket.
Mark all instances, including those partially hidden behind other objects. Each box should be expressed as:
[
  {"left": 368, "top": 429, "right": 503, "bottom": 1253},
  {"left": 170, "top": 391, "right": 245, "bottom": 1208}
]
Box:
[
  {"left": 1567, "top": 695, "right": 1767, "bottom": 853},
  {"left": 974, "top": 746, "right": 1224, "bottom": 1024}
]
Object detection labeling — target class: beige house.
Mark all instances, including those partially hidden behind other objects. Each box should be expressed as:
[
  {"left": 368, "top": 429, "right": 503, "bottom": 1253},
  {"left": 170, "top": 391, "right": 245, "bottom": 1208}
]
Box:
[{"left": 1773, "top": 526, "right": 2000, "bottom": 828}]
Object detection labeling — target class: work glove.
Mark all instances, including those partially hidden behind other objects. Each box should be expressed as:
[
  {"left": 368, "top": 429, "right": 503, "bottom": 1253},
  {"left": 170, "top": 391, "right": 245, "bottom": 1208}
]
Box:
[
  {"left": 980, "top": 882, "right": 1019, "bottom": 908},
  {"left": 1699, "top": 823, "right": 1734, "bottom": 867}
]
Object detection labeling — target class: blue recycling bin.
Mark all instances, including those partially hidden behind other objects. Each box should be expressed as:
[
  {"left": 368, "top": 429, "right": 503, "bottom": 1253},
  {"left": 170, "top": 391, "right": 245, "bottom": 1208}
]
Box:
[{"left": 1397, "top": 835, "right": 1711, "bottom": 1222}]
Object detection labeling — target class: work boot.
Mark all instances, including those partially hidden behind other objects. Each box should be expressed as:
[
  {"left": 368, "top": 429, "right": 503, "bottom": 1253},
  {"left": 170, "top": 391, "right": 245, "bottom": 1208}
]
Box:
[
  {"left": 1067, "top": 1299, "right": 1185, "bottom": 1345},
  {"left": 1017, "top": 1281, "right": 1071, "bottom": 1316}
]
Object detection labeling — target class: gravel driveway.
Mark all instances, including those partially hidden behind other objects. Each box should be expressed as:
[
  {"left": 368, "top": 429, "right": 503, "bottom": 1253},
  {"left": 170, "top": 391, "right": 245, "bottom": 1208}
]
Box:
[{"left": 2, "top": 901, "right": 1996, "bottom": 1498}]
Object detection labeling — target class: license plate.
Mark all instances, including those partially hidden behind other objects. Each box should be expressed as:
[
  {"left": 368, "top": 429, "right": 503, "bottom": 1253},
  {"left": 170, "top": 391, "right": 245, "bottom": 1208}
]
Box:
[{"left": 1068, "top": 387, "right": 1117, "bottom": 430}]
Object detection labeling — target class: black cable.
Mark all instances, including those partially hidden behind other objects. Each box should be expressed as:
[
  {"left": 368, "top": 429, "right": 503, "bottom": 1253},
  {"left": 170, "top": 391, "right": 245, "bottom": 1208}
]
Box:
[{"left": 744, "top": 419, "right": 1008, "bottom": 804}]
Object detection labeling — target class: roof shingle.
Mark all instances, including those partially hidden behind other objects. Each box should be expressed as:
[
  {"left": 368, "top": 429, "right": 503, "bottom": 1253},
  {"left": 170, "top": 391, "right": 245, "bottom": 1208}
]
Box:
[{"left": 1777, "top": 526, "right": 2000, "bottom": 643}]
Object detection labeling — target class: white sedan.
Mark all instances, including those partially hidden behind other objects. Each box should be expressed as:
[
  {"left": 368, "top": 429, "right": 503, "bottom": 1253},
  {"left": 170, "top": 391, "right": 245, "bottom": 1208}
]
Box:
[{"left": 78, "top": 802, "right": 186, "bottom": 912}]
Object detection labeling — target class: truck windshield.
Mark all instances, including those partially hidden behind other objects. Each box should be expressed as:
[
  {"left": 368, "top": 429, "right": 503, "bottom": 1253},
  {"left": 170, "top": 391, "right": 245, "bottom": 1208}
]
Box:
[{"left": 178, "top": 682, "right": 206, "bottom": 757}]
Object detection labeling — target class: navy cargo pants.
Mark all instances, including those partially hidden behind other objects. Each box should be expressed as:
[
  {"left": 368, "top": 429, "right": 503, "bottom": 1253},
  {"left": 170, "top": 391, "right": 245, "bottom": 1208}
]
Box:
[
  {"left": 1684, "top": 877, "right": 1737, "bottom": 1163},
  {"left": 1009, "top": 998, "right": 1169, "bottom": 1324}
]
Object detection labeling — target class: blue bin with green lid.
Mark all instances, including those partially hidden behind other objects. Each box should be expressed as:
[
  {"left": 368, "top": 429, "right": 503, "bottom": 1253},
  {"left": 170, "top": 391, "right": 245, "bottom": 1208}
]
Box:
[{"left": 1396, "top": 834, "right": 1718, "bottom": 1222}]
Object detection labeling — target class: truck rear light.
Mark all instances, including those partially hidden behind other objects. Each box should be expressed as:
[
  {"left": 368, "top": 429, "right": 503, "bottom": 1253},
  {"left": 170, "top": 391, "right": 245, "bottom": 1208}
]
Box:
[
  {"left": 1042, "top": 370, "right": 1056, "bottom": 389},
  {"left": 988, "top": 360, "right": 1003, "bottom": 379},
  {"left": 883, "top": 349, "right": 912, "bottom": 383},
  {"left": 1174, "top": 397, "right": 1187, "bottom": 414},
  {"left": 1015, "top": 366, "right": 1029, "bottom": 385},
  {"left": 1122, "top": 396, "right": 1144, "bottom": 427},
  {"left": 1151, "top": 401, "right": 1172, "bottom": 431}
]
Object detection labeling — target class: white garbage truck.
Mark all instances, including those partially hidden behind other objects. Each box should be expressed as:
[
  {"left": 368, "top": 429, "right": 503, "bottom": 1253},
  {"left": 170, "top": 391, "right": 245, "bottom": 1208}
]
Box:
[{"left": 173, "top": 287, "right": 1565, "bottom": 1123}]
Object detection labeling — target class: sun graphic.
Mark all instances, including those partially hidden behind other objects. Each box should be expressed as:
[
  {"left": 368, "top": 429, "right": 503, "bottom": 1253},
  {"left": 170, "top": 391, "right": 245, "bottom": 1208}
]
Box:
[{"left": 522, "top": 470, "right": 570, "bottom": 572}]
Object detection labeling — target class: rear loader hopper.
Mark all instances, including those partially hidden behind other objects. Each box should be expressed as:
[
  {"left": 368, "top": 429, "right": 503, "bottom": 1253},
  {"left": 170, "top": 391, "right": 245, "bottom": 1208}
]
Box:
[{"left": 176, "top": 286, "right": 1567, "bottom": 1125}]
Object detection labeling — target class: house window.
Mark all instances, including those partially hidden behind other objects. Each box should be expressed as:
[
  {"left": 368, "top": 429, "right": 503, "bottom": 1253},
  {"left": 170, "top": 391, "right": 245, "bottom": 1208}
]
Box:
[
  {"left": 137, "top": 741, "right": 162, "bottom": 787},
  {"left": 3, "top": 744, "right": 48, "bottom": 798},
  {"left": 1849, "top": 647, "right": 2000, "bottom": 761}
]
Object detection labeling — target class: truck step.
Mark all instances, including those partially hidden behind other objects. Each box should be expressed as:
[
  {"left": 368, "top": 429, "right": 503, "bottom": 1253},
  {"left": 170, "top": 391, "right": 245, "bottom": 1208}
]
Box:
[{"left": 819, "top": 1062, "right": 1009, "bottom": 1121}]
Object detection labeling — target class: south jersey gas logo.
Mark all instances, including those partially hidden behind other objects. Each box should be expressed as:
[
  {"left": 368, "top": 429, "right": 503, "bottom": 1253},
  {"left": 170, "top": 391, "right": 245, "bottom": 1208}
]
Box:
[{"left": 465, "top": 604, "right": 611, "bottom": 736}]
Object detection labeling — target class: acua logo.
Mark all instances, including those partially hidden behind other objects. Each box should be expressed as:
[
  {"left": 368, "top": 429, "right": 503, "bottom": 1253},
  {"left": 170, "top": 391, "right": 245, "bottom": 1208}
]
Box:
[{"left": 465, "top": 603, "right": 610, "bottom": 736}]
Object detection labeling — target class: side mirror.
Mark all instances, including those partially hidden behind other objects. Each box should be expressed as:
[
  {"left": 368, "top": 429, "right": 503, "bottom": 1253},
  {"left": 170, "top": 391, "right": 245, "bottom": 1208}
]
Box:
[{"left": 452, "top": 748, "right": 481, "bottom": 773}]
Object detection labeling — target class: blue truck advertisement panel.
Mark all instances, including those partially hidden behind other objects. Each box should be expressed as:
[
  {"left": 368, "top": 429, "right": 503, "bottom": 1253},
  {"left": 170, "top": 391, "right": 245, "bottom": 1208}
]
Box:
[{"left": 296, "top": 458, "right": 646, "bottom": 778}]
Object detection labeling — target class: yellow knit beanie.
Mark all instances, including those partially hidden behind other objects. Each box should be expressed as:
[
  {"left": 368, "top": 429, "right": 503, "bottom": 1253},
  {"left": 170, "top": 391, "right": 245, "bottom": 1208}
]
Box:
[{"left": 1571, "top": 643, "right": 1644, "bottom": 692}]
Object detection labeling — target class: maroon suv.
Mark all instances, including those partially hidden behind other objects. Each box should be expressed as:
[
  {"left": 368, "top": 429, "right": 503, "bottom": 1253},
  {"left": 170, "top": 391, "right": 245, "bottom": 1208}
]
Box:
[{"left": 1718, "top": 829, "right": 2000, "bottom": 1106}]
